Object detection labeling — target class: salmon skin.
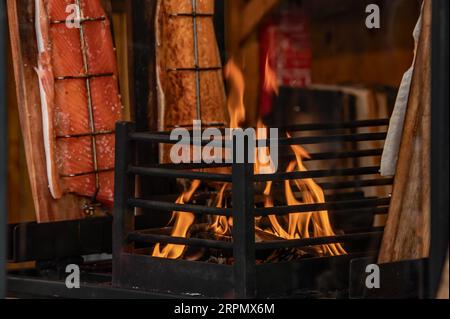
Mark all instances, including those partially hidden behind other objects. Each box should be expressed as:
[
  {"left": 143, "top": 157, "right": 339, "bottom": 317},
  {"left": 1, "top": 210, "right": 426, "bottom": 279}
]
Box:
[{"left": 35, "top": 0, "right": 123, "bottom": 208}]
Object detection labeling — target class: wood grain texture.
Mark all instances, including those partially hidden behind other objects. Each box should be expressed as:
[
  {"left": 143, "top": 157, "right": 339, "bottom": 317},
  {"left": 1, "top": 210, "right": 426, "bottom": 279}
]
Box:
[
  {"left": 6, "top": 26, "right": 35, "bottom": 224},
  {"left": 437, "top": 251, "right": 449, "bottom": 299},
  {"left": 378, "top": 0, "right": 431, "bottom": 264},
  {"left": 7, "top": 0, "right": 114, "bottom": 222},
  {"left": 308, "top": 0, "right": 420, "bottom": 87}
]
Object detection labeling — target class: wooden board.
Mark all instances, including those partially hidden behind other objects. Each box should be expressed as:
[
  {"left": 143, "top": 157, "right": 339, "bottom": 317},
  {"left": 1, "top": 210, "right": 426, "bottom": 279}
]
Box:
[
  {"left": 378, "top": 0, "right": 431, "bottom": 263},
  {"left": 308, "top": 0, "right": 420, "bottom": 87},
  {"left": 437, "top": 251, "right": 449, "bottom": 299},
  {"left": 6, "top": 19, "right": 36, "bottom": 224},
  {"left": 6, "top": 0, "right": 113, "bottom": 223}
]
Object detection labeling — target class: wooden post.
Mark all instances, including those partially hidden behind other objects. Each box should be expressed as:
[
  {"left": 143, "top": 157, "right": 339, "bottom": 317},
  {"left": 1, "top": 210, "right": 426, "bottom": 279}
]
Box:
[{"left": 378, "top": 0, "right": 432, "bottom": 264}]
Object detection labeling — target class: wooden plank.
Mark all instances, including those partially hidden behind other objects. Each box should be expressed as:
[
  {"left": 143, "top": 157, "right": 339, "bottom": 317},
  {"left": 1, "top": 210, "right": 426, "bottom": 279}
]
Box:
[
  {"left": 311, "top": 50, "right": 414, "bottom": 88},
  {"left": 6, "top": 22, "right": 35, "bottom": 223},
  {"left": 309, "top": 0, "right": 420, "bottom": 86},
  {"left": 6, "top": 0, "right": 113, "bottom": 222},
  {"left": 378, "top": 0, "right": 432, "bottom": 263},
  {"left": 239, "top": 0, "right": 282, "bottom": 45},
  {"left": 437, "top": 251, "right": 449, "bottom": 299}
]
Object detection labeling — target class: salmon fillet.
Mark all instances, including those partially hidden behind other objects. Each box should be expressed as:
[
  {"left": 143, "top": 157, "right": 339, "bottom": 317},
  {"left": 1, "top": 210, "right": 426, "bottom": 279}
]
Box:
[
  {"left": 35, "top": 0, "right": 123, "bottom": 208},
  {"left": 156, "top": 0, "right": 227, "bottom": 131}
]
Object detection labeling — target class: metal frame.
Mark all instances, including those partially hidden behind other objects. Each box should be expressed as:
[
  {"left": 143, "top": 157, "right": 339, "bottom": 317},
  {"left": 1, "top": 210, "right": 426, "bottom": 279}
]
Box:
[
  {"left": 7, "top": 217, "right": 113, "bottom": 263},
  {"left": 113, "top": 119, "right": 391, "bottom": 298}
]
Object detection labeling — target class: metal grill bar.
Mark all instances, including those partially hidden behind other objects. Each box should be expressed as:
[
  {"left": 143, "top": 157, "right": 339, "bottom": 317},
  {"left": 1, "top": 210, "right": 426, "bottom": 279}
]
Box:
[
  {"left": 128, "top": 165, "right": 389, "bottom": 188},
  {"left": 128, "top": 197, "right": 390, "bottom": 218},
  {"left": 128, "top": 198, "right": 232, "bottom": 217},
  {"left": 128, "top": 132, "right": 387, "bottom": 146},
  {"left": 137, "top": 119, "right": 390, "bottom": 136},
  {"left": 128, "top": 166, "right": 232, "bottom": 182},
  {"left": 255, "top": 166, "right": 382, "bottom": 182},
  {"left": 56, "top": 130, "right": 115, "bottom": 140},
  {"left": 304, "top": 149, "right": 384, "bottom": 161},
  {"left": 166, "top": 1, "right": 223, "bottom": 121},
  {"left": 318, "top": 178, "right": 394, "bottom": 190},
  {"left": 167, "top": 67, "right": 222, "bottom": 72},
  {"left": 280, "top": 119, "right": 389, "bottom": 132},
  {"left": 55, "top": 72, "right": 113, "bottom": 81},
  {"left": 148, "top": 149, "right": 384, "bottom": 171},
  {"left": 126, "top": 229, "right": 383, "bottom": 252},
  {"left": 50, "top": 16, "right": 106, "bottom": 25},
  {"left": 73, "top": 1, "right": 100, "bottom": 202},
  {"left": 127, "top": 231, "right": 233, "bottom": 250},
  {"left": 60, "top": 168, "right": 114, "bottom": 178},
  {"left": 140, "top": 193, "right": 390, "bottom": 216},
  {"left": 255, "top": 197, "right": 391, "bottom": 217},
  {"left": 255, "top": 231, "right": 384, "bottom": 250},
  {"left": 278, "top": 132, "right": 387, "bottom": 146},
  {"left": 168, "top": 13, "right": 215, "bottom": 18},
  {"left": 192, "top": 0, "right": 202, "bottom": 120},
  {"left": 326, "top": 207, "right": 389, "bottom": 216}
]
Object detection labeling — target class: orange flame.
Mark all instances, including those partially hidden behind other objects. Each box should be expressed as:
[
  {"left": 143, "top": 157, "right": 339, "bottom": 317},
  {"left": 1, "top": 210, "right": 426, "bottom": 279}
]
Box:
[
  {"left": 153, "top": 56, "right": 346, "bottom": 260},
  {"left": 257, "top": 56, "right": 346, "bottom": 256},
  {"left": 284, "top": 142, "right": 347, "bottom": 255},
  {"left": 264, "top": 55, "right": 279, "bottom": 96},
  {"left": 224, "top": 59, "right": 246, "bottom": 128},
  {"left": 152, "top": 180, "right": 201, "bottom": 259},
  {"left": 210, "top": 183, "right": 230, "bottom": 236}
]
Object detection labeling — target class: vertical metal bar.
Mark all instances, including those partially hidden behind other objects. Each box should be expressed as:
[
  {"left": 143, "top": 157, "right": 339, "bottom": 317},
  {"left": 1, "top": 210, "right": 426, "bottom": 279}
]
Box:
[
  {"left": 232, "top": 135, "right": 256, "bottom": 298},
  {"left": 112, "top": 122, "right": 136, "bottom": 287},
  {"left": 75, "top": 0, "right": 100, "bottom": 204},
  {"left": 0, "top": 0, "right": 7, "bottom": 299},
  {"left": 191, "top": 0, "right": 202, "bottom": 120},
  {"left": 430, "top": 0, "right": 449, "bottom": 298}
]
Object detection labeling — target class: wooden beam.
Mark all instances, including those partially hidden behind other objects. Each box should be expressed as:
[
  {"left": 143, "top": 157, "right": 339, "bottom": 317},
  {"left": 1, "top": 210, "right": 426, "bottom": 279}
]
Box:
[
  {"left": 239, "top": 0, "right": 282, "bottom": 45},
  {"left": 378, "top": 0, "right": 432, "bottom": 264}
]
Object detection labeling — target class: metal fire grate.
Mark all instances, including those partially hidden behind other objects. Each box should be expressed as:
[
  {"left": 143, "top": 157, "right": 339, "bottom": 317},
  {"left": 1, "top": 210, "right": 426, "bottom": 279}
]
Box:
[{"left": 113, "top": 119, "right": 392, "bottom": 298}]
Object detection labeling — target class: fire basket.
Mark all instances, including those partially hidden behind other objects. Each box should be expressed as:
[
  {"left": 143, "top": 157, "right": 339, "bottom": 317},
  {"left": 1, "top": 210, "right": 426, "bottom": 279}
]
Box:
[{"left": 113, "top": 118, "right": 392, "bottom": 298}]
